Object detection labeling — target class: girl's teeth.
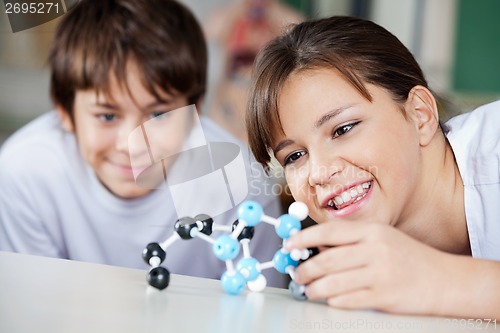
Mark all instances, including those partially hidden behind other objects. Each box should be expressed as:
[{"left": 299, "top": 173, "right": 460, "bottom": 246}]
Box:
[{"left": 329, "top": 181, "right": 371, "bottom": 210}]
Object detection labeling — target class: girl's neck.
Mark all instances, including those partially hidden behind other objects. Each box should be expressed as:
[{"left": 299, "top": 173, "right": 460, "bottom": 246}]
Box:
[{"left": 398, "top": 135, "right": 470, "bottom": 255}]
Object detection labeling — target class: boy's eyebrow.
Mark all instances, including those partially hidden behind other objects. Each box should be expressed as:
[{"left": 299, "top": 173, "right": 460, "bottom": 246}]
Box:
[
  {"left": 142, "top": 100, "right": 172, "bottom": 110},
  {"left": 92, "top": 102, "right": 118, "bottom": 110},
  {"left": 314, "top": 105, "right": 353, "bottom": 128},
  {"left": 92, "top": 99, "right": 172, "bottom": 111}
]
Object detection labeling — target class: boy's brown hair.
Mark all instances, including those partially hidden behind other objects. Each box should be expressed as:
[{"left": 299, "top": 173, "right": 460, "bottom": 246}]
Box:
[{"left": 49, "top": 0, "right": 207, "bottom": 117}]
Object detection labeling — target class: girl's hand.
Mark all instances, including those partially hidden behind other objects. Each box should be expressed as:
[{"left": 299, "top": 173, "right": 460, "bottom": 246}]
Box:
[{"left": 286, "top": 221, "right": 456, "bottom": 316}]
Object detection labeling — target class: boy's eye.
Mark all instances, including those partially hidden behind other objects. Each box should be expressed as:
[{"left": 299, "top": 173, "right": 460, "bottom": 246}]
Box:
[
  {"left": 332, "top": 121, "right": 359, "bottom": 138},
  {"left": 98, "top": 113, "right": 117, "bottom": 122},
  {"left": 284, "top": 150, "right": 306, "bottom": 166},
  {"left": 150, "top": 111, "right": 167, "bottom": 119}
]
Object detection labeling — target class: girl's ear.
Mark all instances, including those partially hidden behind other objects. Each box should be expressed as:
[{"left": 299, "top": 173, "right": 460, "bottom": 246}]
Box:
[
  {"left": 55, "top": 105, "right": 74, "bottom": 132},
  {"left": 406, "top": 85, "right": 440, "bottom": 147}
]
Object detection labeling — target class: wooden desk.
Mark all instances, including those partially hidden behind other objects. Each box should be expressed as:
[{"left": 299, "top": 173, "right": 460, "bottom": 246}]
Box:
[{"left": 0, "top": 252, "right": 494, "bottom": 333}]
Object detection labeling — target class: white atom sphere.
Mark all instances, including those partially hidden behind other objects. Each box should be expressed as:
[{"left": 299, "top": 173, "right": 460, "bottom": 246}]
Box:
[
  {"left": 247, "top": 274, "right": 267, "bottom": 292},
  {"left": 289, "top": 202, "right": 309, "bottom": 220}
]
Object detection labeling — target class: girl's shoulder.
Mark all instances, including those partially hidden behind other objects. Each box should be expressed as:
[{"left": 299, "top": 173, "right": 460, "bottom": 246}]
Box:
[{"left": 445, "top": 100, "right": 500, "bottom": 186}]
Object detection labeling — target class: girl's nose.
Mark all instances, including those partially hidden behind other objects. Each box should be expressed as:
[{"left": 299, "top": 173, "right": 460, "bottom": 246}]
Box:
[{"left": 307, "top": 152, "right": 342, "bottom": 187}]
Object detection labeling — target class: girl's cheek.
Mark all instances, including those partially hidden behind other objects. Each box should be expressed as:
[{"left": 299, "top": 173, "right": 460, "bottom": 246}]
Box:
[{"left": 287, "top": 180, "right": 310, "bottom": 203}]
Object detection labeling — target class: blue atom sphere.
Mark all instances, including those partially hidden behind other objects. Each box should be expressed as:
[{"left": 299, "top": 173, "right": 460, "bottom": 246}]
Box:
[
  {"left": 221, "top": 271, "right": 246, "bottom": 295},
  {"left": 237, "top": 200, "right": 263, "bottom": 226},
  {"left": 236, "top": 257, "right": 261, "bottom": 281},
  {"left": 213, "top": 234, "right": 240, "bottom": 260},
  {"left": 275, "top": 214, "right": 302, "bottom": 239},
  {"left": 273, "top": 249, "right": 299, "bottom": 274}
]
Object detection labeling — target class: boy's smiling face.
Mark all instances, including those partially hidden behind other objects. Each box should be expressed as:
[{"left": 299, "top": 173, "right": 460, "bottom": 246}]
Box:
[
  {"left": 273, "top": 68, "right": 423, "bottom": 225},
  {"left": 58, "top": 63, "right": 192, "bottom": 199}
]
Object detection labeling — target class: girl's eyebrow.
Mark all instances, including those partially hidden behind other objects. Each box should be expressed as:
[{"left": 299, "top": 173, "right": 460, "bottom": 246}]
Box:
[
  {"left": 274, "top": 105, "right": 355, "bottom": 154},
  {"left": 273, "top": 139, "right": 294, "bottom": 155},
  {"left": 314, "top": 105, "right": 354, "bottom": 128}
]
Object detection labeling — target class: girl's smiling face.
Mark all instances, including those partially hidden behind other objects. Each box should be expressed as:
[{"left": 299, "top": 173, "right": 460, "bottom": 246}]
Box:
[{"left": 273, "top": 68, "right": 423, "bottom": 225}]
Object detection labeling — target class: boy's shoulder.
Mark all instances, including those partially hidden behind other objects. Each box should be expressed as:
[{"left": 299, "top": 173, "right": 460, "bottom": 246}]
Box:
[
  {"left": 200, "top": 114, "right": 253, "bottom": 157},
  {"left": 1, "top": 111, "right": 65, "bottom": 154},
  {"left": 200, "top": 115, "right": 245, "bottom": 146},
  {"left": 200, "top": 114, "right": 266, "bottom": 170},
  {"left": 0, "top": 111, "right": 76, "bottom": 176}
]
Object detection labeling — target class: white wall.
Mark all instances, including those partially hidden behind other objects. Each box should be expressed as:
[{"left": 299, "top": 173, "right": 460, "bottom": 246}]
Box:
[
  {"left": 313, "top": 0, "right": 352, "bottom": 17},
  {"left": 419, "top": 0, "right": 457, "bottom": 92},
  {"left": 371, "top": 0, "right": 419, "bottom": 50},
  {"left": 370, "top": 0, "right": 457, "bottom": 93}
]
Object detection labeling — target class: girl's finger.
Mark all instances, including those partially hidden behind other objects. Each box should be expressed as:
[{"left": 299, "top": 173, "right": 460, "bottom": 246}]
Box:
[
  {"left": 305, "top": 266, "right": 372, "bottom": 300},
  {"left": 295, "top": 243, "right": 370, "bottom": 284},
  {"left": 326, "top": 288, "right": 376, "bottom": 310},
  {"left": 286, "top": 220, "right": 374, "bottom": 250}
]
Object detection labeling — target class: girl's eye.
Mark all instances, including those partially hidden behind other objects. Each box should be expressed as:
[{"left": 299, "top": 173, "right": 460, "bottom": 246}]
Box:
[
  {"left": 284, "top": 151, "right": 306, "bottom": 166},
  {"left": 332, "top": 121, "right": 359, "bottom": 138},
  {"left": 98, "top": 114, "right": 117, "bottom": 122}
]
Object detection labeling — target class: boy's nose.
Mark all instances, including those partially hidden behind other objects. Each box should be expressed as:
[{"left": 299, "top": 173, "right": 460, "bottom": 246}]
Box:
[{"left": 115, "top": 119, "right": 143, "bottom": 154}]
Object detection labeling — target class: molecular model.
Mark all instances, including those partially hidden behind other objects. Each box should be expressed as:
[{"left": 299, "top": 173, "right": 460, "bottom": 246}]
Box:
[{"left": 142, "top": 200, "right": 318, "bottom": 300}]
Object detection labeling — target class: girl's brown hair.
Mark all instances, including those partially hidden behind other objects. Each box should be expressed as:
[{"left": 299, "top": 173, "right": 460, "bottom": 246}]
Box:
[{"left": 246, "top": 16, "right": 428, "bottom": 168}]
